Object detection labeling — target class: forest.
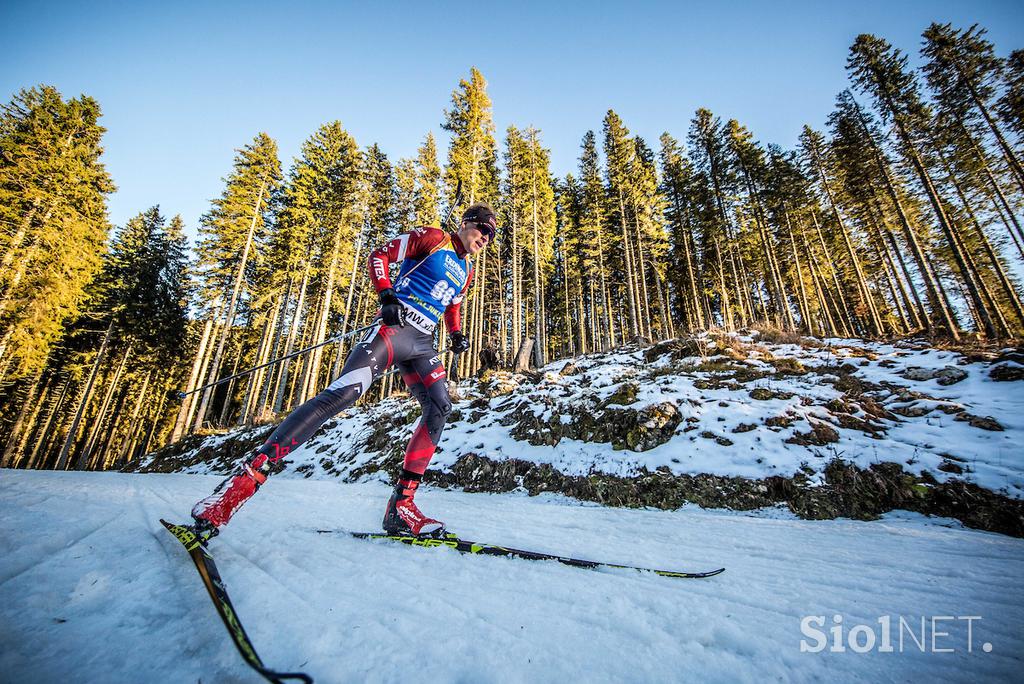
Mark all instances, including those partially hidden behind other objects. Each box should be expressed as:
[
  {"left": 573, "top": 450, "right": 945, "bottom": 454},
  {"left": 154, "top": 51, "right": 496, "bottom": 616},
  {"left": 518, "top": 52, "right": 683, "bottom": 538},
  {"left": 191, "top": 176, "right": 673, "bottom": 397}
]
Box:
[{"left": 1, "top": 23, "right": 1021, "bottom": 473}]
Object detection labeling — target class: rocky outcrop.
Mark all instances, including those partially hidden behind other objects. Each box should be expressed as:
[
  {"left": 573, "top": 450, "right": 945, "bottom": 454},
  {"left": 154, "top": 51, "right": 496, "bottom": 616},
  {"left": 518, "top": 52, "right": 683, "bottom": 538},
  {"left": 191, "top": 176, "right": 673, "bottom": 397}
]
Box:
[{"left": 429, "top": 454, "right": 1024, "bottom": 538}]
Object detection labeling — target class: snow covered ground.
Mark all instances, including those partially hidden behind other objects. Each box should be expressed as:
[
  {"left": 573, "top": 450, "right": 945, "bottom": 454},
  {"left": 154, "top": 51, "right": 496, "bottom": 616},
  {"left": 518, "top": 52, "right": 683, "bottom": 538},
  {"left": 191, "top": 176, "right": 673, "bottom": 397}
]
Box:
[
  {"left": 2, "top": 469, "right": 1022, "bottom": 683},
  {"left": 141, "top": 334, "right": 1024, "bottom": 503}
]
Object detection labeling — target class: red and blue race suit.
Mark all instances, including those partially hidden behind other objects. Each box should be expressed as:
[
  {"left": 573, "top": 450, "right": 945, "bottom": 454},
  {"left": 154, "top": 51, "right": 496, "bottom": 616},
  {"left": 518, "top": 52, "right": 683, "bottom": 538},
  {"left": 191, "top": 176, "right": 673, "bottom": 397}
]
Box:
[
  {"left": 192, "top": 226, "right": 474, "bottom": 529},
  {"left": 368, "top": 225, "right": 473, "bottom": 333}
]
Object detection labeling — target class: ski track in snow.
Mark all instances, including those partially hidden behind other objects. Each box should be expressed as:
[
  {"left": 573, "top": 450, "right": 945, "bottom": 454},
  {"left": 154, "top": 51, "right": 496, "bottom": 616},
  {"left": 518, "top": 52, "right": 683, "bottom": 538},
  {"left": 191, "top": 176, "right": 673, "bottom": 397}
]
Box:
[{"left": 1, "top": 470, "right": 1022, "bottom": 683}]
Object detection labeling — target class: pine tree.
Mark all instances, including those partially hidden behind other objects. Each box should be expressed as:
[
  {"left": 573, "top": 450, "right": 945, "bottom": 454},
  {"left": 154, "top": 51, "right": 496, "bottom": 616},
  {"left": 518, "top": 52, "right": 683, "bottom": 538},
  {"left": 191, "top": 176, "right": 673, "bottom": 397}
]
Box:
[
  {"left": 52, "top": 206, "right": 190, "bottom": 470},
  {"left": 578, "top": 131, "right": 614, "bottom": 348},
  {"left": 726, "top": 120, "right": 794, "bottom": 330},
  {"left": 689, "top": 108, "right": 744, "bottom": 329},
  {"left": 630, "top": 136, "right": 672, "bottom": 338},
  {"left": 414, "top": 133, "right": 442, "bottom": 226},
  {"left": 442, "top": 68, "right": 500, "bottom": 376},
  {"left": 997, "top": 50, "right": 1024, "bottom": 138},
  {"left": 0, "top": 85, "right": 114, "bottom": 382},
  {"left": 659, "top": 133, "right": 706, "bottom": 331},
  {"left": 524, "top": 127, "right": 556, "bottom": 364},
  {"left": 188, "top": 133, "right": 281, "bottom": 430},
  {"left": 442, "top": 67, "right": 499, "bottom": 207},
  {"left": 921, "top": 23, "right": 1024, "bottom": 197},
  {"left": 849, "top": 34, "right": 997, "bottom": 338},
  {"left": 602, "top": 110, "right": 641, "bottom": 338}
]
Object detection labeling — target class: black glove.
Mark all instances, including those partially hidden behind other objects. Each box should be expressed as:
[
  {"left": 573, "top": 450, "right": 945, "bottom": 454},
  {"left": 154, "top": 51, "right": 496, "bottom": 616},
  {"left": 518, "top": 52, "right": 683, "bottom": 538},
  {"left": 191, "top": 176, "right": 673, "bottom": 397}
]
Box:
[
  {"left": 379, "top": 288, "right": 405, "bottom": 327},
  {"left": 449, "top": 330, "right": 470, "bottom": 354}
]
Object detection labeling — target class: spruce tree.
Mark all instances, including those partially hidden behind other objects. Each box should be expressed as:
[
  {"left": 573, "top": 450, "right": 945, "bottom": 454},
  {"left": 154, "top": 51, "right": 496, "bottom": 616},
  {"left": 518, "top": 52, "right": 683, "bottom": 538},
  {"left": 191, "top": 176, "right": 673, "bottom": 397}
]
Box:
[
  {"left": 442, "top": 67, "right": 499, "bottom": 206},
  {"left": 189, "top": 132, "right": 281, "bottom": 429},
  {"left": 849, "top": 34, "right": 996, "bottom": 337},
  {"left": 602, "top": 110, "right": 641, "bottom": 337},
  {"left": 921, "top": 23, "right": 1024, "bottom": 196},
  {"left": 0, "top": 85, "right": 114, "bottom": 382},
  {"left": 578, "top": 131, "right": 614, "bottom": 348},
  {"left": 689, "top": 108, "right": 743, "bottom": 329},
  {"left": 659, "top": 133, "right": 705, "bottom": 330},
  {"left": 414, "top": 133, "right": 442, "bottom": 226},
  {"left": 441, "top": 68, "right": 499, "bottom": 375},
  {"left": 997, "top": 50, "right": 1024, "bottom": 138}
]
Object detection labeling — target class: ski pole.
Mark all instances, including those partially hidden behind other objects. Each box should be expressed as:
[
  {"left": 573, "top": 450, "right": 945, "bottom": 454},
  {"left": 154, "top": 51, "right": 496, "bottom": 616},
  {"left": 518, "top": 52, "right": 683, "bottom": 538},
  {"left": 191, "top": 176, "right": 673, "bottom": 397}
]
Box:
[
  {"left": 444, "top": 180, "right": 464, "bottom": 230},
  {"left": 174, "top": 322, "right": 377, "bottom": 399}
]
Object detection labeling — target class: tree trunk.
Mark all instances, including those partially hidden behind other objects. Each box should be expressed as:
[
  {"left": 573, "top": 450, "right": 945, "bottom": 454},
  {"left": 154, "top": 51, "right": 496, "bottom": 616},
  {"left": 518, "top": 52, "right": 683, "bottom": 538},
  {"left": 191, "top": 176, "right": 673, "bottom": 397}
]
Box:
[
  {"left": 939, "top": 149, "right": 1024, "bottom": 333},
  {"left": 784, "top": 208, "right": 813, "bottom": 335},
  {"left": 714, "top": 239, "right": 733, "bottom": 330},
  {"left": 27, "top": 378, "right": 69, "bottom": 470},
  {"left": 617, "top": 192, "right": 640, "bottom": 337},
  {"left": 275, "top": 265, "right": 310, "bottom": 413},
  {"left": 308, "top": 227, "right": 344, "bottom": 395},
  {"left": 193, "top": 178, "right": 267, "bottom": 427},
  {"left": 117, "top": 370, "right": 151, "bottom": 466},
  {"left": 55, "top": 322, "right": 113, "bottom": 471},
  {"left": 1, "top": 373, "right": 47, "bottom": 467},
  {"left": 963, "top": 76, "right": 1024, "bottom": 196},
  {"left": 170, "top": 311, "right": 216, "bottom": 443},
  {"left": 80, "top": 344, "right": 132, "bottom": 470},
  {"left": 513, "top": 337, "right": 534, "bottom": 372},
  {"left": 531, "top": 155, "right": 545, "bottom": 365},
  {"left": 801, "top": 221, "right": 842, "bottom": 337},
  {"left": 884, "top": 98, "right": 996, "bottom": 337}
]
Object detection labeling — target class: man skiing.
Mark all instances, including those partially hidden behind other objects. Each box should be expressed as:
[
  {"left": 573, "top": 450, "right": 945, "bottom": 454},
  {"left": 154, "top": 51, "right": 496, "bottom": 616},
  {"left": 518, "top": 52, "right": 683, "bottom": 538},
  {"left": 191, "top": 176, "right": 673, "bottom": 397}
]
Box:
[{"left": 189, "top": 203, "right": 497, "bottom": 541}]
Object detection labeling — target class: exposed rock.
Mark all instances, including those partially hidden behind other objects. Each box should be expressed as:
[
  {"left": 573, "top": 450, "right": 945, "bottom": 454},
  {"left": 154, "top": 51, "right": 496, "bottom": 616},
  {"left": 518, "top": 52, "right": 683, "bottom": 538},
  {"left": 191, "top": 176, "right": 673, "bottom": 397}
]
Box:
[
  {"left": 524, "top": 400, "right": 684, "bottom": 452},
  {"left": 831, "top": 412, "right": 886, "bottom": 437},
  {"left": 935, "top": 367, "right": 969, "bottom": 386},
  {"left": 509, "top": 411, "right": 563, "bottom": 446},
  {"left": 952, "top": 413, "right": 1005, "bottom": 432},
  {"left": 559, "top": 361, "right": 582, "bottom": 376},
  {"left": 837, "top": 363, "right": 859, "bottom": 376},
  {"left": 901, "top": 365, "right": 967, "bottom": 385},
  {"left": 426, "top": 454, "right": 1024, "bottom": 537},
  {"left": 903, "top": 366, "right": 937, "bottom": 382},
  {"left": 700, "top": 430, "right": 734, "bottom": 446},
  {"left": 786, "top": 420, "right": 840, "bottom": 446},
  {"left": 765, "top": 415, "right": 795, "bottom": 428},
  {"left": 642, "top": 337, "right": 703, "bottom": 362},
  {"left": 601, "top": 381, "right": 640, "bottom": 407},
  {"left": 891, "top": 403, "right": 932, "bottom": 418},
  {"left": 732, "top": 423, "right": 757, "bottom": 433},
  {"left": 857, "top": 397, "right": 899, "bottom": 422},
  {"left": 749, "top": 387, "right": 794, "bottom": 401},
  {"left": 479, "top": 371, "right": 521, "bottom": 397},
  {"left": 770, "top": 357, "right": 807, "bottom": 375},
  {"left": 733, "top": 367, "right": 770, "bottom": 383},
  {"left": 938, "top": 460, "right": 964, "bottom": 474},
  {"left": 990, "top": 363, "right": 1024, "bottom": 382}
]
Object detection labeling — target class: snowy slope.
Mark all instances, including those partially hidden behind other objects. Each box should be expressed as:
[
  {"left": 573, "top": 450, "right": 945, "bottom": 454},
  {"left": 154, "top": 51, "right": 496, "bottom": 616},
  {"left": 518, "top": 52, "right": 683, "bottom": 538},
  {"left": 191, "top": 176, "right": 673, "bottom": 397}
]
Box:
[
  {"left": 2, "top": 470, "right": 1022, "bottom": 683},
  {"left": 137, "top": 333, "right": 1024, "bottom": 503}
]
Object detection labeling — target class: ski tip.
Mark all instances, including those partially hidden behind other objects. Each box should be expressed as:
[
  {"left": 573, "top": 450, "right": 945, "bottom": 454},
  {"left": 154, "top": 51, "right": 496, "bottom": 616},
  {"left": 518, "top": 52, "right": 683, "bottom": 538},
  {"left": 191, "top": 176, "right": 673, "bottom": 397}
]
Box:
[{"left": 655, "top": 567, "right": 726, "bottom": 579}]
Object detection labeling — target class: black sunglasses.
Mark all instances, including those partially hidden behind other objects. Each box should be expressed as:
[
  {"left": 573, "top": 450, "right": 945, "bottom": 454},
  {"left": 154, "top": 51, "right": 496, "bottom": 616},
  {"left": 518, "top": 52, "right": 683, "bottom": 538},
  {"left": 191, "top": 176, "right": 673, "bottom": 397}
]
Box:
[{"left": 473, "top": 221, "right": 496, "bottom": 240}]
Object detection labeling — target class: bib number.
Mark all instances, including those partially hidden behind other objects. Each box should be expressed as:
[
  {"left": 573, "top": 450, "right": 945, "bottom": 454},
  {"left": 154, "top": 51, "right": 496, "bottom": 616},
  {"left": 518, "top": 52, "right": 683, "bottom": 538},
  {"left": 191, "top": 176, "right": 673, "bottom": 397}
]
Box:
[{"left": 431, "top": 280, "right": 457, "bottom": 306}]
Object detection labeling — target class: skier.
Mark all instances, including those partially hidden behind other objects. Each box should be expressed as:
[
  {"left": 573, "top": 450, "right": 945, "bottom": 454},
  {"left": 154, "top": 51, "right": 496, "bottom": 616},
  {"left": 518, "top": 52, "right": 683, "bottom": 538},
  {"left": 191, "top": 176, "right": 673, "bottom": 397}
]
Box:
[{"left": 189, "top": 203, "right": 498, "bottom": 541}]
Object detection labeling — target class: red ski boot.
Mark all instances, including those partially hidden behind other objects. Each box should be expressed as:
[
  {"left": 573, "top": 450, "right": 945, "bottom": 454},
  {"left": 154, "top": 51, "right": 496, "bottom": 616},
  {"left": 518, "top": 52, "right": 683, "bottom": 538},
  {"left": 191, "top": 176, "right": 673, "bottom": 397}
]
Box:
[
  {"left": 191, "top": 452, "right": 272, "bottom": 539},
  {"left": 382, "top": 474, "right": 444, "bottom": 537}
]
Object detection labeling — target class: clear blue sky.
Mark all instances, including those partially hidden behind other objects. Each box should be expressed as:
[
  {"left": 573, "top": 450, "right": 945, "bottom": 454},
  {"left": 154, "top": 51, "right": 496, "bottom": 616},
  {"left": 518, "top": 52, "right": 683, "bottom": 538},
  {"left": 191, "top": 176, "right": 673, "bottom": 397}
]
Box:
[{"left": 2, "top": 1, "right": 1022, "bottom": 240}]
